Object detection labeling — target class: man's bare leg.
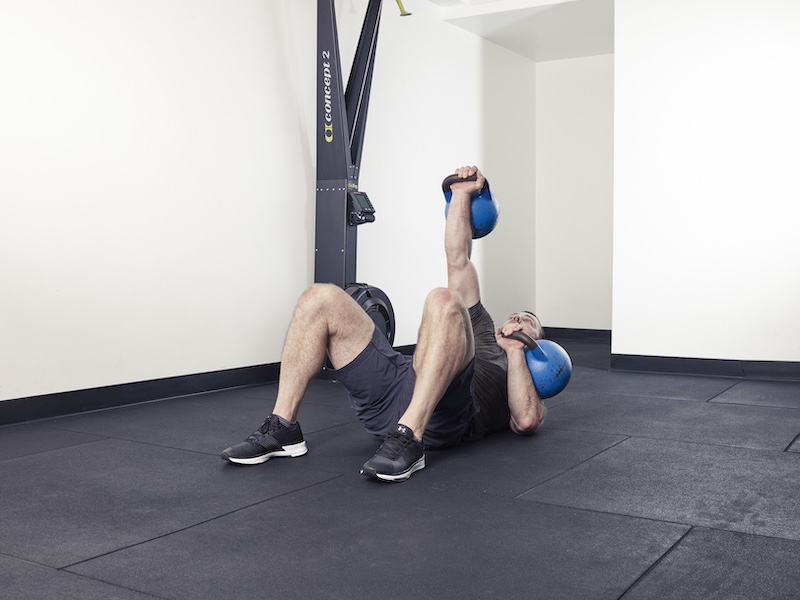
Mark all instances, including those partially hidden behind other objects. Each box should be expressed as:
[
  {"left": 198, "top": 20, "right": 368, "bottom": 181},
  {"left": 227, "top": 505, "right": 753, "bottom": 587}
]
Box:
[
  {"left": 272, "top": 283, "right": 374, "bottom": 422},
  {"left": 222, "top": 283, "right": 374, "bottom": 464},
  {"left": 360, "top": 287, "right": 473, "bottom": 481},
  {"left": 399, "top": 287, "right": 474, "bottom": 437}
]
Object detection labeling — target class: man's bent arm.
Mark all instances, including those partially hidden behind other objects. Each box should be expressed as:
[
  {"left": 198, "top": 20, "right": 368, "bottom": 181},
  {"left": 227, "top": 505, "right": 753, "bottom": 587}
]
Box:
[{"left": 505, "top": 348, "right": 545, "bottom": 434}]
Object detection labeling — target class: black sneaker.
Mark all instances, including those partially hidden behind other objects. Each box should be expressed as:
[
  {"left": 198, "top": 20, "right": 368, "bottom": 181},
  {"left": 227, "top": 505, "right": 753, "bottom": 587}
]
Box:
[
  {"left": 360, "top": 424, "right": 425, "bottom": 482},
  {"left": 221, "top": 415, "right": 307, "bottom": 465}
]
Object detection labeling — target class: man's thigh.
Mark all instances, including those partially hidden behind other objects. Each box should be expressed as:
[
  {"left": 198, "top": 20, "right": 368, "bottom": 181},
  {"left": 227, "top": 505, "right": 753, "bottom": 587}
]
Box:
[
  {"left": 317, "top": 284, "right": 377, "bottom": 369},
  {"left": 331, "top": 327, "right": 414, "bottom": 438}
]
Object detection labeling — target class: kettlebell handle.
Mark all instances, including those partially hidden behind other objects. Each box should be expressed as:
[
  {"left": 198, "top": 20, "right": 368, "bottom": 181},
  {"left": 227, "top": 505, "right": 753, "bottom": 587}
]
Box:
[
  {"left": 502, "top": 330, "right": 541, "bottom": 351},
  {"left": 441, "top": 173, "right": 490, "bottom": 194}
]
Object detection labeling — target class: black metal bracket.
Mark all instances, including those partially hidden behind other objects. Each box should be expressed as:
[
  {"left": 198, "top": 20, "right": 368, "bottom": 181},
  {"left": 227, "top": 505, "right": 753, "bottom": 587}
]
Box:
[{"left": 315, "top": 0, "right": 383, "bottom": 287}]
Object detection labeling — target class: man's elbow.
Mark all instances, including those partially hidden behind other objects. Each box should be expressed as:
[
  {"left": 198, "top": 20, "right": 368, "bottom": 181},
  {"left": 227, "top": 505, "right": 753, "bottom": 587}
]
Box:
[
  {"left": 510, "top": 414, "right": 542, "bottom": 436},
  {"left": 446, "top": 252, "right": 470, "bottom": 273}
]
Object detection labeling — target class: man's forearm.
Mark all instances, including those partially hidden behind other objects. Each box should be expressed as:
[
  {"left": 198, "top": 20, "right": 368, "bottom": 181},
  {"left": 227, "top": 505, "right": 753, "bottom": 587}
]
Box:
[
  {"left": 506, "top": 349, "right": 545, "bottom": 435},
  {"left": 445, "top": 190, "right": 481, "bottom": 306},
  {"left": 444, "top": 190, "right": 473, "bottom": 263},
  {"left": 443, "top": 167, "right": 484, "bottom": 307}
]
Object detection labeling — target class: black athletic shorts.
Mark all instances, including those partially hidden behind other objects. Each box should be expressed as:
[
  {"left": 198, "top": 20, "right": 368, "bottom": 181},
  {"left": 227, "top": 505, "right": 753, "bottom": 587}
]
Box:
[
  {"left": 462, "top": 302, "right": 510, "bottom": 442},
  {"left": 331, "top": 327, "right": 478, "bottom": 449}
]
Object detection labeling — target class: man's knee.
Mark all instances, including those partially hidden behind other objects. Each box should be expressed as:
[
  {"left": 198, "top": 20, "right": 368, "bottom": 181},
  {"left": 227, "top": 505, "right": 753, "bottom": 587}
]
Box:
[
  {"left": 417, "top": 287, "right": 474, "bottom": 371},
  {"left": 423, "top": 287, "right": 466, "bottom": 317},
  {"left": 296, "top": 283, "right": 373, "bottom": 340},
  {"left": 296, "top": 283, "right": 346, "bottom": 312}
]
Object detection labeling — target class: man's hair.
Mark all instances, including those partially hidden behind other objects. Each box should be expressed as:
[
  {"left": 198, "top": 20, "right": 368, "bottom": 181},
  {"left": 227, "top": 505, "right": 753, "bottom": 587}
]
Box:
[{"left": 521, "top": 311, "right": 545, "bottom": 339}]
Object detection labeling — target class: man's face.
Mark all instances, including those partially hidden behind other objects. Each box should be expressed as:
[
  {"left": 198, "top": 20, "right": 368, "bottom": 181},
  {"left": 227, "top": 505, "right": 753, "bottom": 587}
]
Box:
[{"left": 503, "top": 312, "right": 544, "bottom": 340}]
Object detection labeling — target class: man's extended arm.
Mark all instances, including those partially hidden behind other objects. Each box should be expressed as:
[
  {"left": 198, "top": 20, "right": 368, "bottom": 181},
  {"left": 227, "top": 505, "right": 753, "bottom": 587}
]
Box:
[{"left": 444, "top": 166, "right": 484, "bottom": 308}]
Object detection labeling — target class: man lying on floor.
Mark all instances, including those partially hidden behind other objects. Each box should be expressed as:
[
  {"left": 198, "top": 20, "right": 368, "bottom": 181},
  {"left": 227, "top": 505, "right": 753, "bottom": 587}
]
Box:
[{"left": 221, "top": 166, "right": 547, "bottom": 482}]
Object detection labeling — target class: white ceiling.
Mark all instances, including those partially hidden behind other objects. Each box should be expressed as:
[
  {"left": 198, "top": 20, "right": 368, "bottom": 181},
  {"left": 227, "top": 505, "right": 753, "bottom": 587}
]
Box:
[{"left": 428, "top": 0, "right": 614, "bottom": 62}]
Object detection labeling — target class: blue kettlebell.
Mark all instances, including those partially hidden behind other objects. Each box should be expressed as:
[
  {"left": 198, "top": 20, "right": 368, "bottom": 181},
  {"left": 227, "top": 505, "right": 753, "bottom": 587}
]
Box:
[
  {"left": 504, "top": 331, "right": 572, "bottom": 399},
  {"left": 441, "top": 173, "right": 500, "bottom": 239}
]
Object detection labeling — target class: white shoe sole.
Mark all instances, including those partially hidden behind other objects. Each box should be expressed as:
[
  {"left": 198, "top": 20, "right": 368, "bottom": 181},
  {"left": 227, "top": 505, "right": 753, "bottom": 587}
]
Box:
[
  {"left": 224, "top": 441, "right": 308, "bottom": 465},
  {"left": 363, "top": 456, "right": 426, "bottom": 482}
]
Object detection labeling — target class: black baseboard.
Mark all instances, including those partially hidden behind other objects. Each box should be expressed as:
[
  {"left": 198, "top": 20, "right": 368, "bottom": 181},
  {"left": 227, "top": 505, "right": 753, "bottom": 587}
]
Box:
[
  {"left": 612, "top": 354, "right": 800, "bottom": 381},
  {"left": 0, "top": 364, "right": 280, "bottom": 427},
  {"left": 6, "top": 338, "right": 797, "bottom": 427},
  {"left": 545, "top": 327, "right": 611, "bottom": 343}
]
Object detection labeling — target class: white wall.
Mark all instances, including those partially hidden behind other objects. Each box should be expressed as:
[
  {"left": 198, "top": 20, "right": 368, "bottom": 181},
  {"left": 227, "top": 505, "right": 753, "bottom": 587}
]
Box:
[
  {"left": 356, "top": 6, "right": 538, "bottom": 333},
  {"left": 0, "top": 0, "right": 536, "bottom": 401},
  {"left": 0, "top": 0, "right": 309, "bottom": 401},
  {"left": 475, "top": 43, "right": 537, "bottom": 324},
  {"left": 614, "top": 0, "right": 800, "bottom": 361},
  {"left": 535, "top": 53, "right": 614, "bottom": 330}
]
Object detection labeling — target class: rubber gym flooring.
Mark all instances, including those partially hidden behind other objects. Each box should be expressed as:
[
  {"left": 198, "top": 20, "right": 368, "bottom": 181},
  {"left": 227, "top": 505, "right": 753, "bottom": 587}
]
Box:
[{"left": 2, "top": 338, "right": 800, "bottom": 599}]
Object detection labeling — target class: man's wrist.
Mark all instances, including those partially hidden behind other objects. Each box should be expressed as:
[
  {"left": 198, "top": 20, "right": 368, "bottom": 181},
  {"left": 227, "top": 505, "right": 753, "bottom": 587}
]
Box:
[{"left": 505, "top": 346, "right": 527, "bottom": 358}]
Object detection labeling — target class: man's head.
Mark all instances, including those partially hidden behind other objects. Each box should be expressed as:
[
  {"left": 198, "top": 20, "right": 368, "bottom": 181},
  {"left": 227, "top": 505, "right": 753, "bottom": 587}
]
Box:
[{"left": 503, "top": 311, "right": 545, "bottom": 340}]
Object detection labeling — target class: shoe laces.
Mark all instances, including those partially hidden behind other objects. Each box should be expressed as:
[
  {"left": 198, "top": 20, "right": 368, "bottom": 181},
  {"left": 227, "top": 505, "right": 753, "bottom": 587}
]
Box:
[
  {"left": 377, "top": 429, "right": 415, "bottom": 459},
  {"left": 248, "top": 415, "right": 282, "bottom": 441}
]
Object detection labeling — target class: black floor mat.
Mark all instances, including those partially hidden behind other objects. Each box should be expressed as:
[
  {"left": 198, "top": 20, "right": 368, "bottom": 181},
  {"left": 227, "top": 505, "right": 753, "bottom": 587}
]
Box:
[{"left": 3, "top": 340, "right": 800, "bottom": 599}]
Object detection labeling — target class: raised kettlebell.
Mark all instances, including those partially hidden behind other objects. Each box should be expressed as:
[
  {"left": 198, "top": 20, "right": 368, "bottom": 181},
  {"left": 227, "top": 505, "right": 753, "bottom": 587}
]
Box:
[
  {"left": 441, "top": 173, "right": 500, "bottom": 239},
  {"left": 504, "top": 331, "right": 572, "bottom": 399}
]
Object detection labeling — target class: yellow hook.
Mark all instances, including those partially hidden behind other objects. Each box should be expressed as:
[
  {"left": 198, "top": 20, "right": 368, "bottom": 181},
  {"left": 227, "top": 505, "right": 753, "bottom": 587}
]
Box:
[{"left": 395, "top": 0, "right": 411, "bottom": 16}]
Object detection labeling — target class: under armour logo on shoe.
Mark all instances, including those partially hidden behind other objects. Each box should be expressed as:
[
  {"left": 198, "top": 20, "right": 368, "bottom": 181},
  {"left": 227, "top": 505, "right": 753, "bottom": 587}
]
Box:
[{"left": 397, "top": 425, "right": 408, "bottom": 435}]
